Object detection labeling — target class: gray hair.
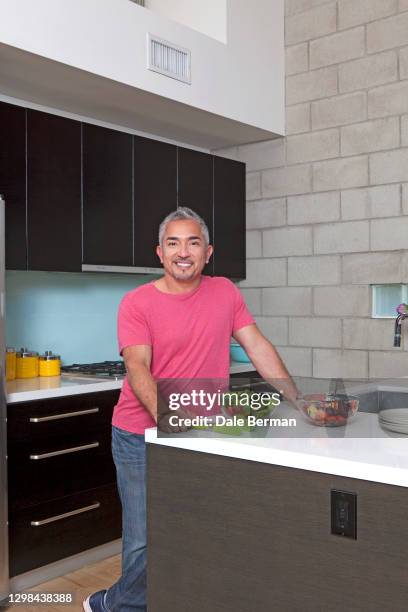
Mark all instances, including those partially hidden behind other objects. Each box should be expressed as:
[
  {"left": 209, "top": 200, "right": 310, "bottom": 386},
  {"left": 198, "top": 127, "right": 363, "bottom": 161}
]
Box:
[{"left": 158, "top": 207, "right": 210, "bottom": 247}]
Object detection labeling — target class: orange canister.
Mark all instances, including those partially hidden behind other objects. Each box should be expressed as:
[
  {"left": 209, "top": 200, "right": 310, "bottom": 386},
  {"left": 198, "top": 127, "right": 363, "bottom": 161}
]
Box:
[
  {"left": 6, "top": 347, "right": 17, "bottom": 381},
  {"left": 39, "top": 351, "right": 61, "bottom": 377},
  {"left": 16, "top": 348, "right": 39, "bottom": 379}
]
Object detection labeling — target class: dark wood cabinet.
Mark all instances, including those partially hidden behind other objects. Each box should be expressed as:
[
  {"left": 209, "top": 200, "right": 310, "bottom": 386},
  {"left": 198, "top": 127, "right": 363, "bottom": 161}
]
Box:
[
  {"left": 0, "top": 101, "right": 27, "bottom": 270},
  {"left": 213, "top": 155, "right": 246, "bottom": 279},
  {"left": 148, "top": 445, "right": 408, "bottom": 612},
  {"left": 133, "top": 136, "right": 177, "bottom": 269},
  {"left": 83, "top": 124, "right": 133, "bottom": 266},
  {"left": 177, "top": 147, "right": 214, "bottom": 275},
  {"left": 7, "top": 390, "right": 121, "bottom": 576},
  {"left": 27, "top": 110, "right": 82, "bottom": 272}
]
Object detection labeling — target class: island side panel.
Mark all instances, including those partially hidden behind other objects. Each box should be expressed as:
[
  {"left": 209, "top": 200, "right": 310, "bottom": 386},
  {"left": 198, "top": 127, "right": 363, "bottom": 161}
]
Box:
[{"left": 147, "top": 444, "right": 408, "bottom": 612}]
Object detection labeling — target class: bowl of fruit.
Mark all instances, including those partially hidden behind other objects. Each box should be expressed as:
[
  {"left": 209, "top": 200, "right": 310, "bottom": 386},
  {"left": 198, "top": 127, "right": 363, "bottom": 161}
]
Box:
[{"left": 298, "top": 393, "right": 359, "bottom": 427}]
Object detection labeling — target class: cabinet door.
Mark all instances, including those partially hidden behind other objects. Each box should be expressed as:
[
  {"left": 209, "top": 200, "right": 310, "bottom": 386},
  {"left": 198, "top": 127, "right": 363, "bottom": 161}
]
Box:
[
  {"left": 213, "top": 156, "right": 246, "bottom": 280},
  {"left": 83, "top": 124, "right": 133, "bottom": 266},
  {"left": 27, "top": 110, "right": 81, "bottom": 271},
  {"left": 0, "top": 101, "right": 26, "bottom": 270},
  {"left": 177, "top": 147, "right": 213, "bottom": 275},
  {"left": 134, "top": 136, "right": 177, "bottom": 269}
]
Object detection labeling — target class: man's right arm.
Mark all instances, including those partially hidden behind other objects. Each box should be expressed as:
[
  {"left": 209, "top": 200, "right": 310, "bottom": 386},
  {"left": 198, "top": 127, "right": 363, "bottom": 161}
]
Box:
[{"left": 122, "top": 345, "right": 158, "bottom": 422}]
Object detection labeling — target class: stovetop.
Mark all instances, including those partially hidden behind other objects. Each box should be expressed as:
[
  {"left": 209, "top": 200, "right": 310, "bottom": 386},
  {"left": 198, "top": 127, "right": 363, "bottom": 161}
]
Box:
[{"left": 61, "top": 360, "right": 126, "bottom": 379}]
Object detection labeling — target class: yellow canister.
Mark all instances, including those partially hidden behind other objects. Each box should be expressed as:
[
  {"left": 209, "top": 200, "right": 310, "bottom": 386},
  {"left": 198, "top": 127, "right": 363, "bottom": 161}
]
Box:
[
  {"left": 39, "top": 351, "right": 61, "bottom": 377},
  {"left": 16, "top": 348, "right": 39, "bottom": 379},
  {"left": 6, "top": 347, "right": 17, "bottom": 381}
]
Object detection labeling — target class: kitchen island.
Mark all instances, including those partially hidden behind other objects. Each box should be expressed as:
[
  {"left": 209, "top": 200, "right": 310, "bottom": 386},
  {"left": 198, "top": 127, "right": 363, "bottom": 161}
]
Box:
[{"left": 146, "top": 386, "right": 408, "bottom": 612}]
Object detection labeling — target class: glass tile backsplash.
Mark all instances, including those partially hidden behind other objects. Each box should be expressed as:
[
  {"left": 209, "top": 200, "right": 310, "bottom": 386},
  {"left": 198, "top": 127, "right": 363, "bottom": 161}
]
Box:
[{"left": 6, "top": 271, "right": 155, "bottom": 364}]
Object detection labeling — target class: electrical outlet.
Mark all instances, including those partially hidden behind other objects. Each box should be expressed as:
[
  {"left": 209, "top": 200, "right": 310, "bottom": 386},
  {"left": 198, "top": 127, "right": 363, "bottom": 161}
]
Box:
[{"left": 331, "top": 490, "right": 357, "bottom": 539}]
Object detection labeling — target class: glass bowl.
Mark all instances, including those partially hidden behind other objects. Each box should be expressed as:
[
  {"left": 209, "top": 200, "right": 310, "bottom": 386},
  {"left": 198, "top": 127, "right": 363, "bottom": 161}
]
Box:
[{"left": 299, "top": 394, "right": 359, "bottom": 427}]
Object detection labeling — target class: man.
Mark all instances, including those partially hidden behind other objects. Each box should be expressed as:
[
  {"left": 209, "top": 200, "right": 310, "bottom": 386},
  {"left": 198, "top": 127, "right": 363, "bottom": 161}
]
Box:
[{"left": 84, "top": 207, "right": 300, "bottom": 612}]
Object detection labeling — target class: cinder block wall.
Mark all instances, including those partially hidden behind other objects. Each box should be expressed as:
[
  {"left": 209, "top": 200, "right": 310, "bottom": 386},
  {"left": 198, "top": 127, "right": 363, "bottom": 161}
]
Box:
[{"left": 218, "top": 0, "right": 408, "bottom": 378}]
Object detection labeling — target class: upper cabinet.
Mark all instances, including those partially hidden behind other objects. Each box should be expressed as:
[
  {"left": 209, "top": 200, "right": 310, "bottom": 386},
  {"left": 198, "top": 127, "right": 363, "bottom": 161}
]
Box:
[
  {"left": 213, "top": 156, "right": 246, "bottom": 280},
  {"left": 83, "top": 124, "right": 133, "bottom": 266},
  {"left": 177, "top": 147, "right": 213, "bottom": 275},
  {"left": 0, "top": 1, "right": 284, "bottom": 149},
  {"left": 27, "top": 110, "right": 82, "bottom": 272},
  {"left": 0, "top": 101, "right": 26, "bottom": 270},
  {"left": 1, "top": 103, "right": 246, "bottom": 280},
  {"left": 133, "top": 136, "right": 177, "bottom": 269}
]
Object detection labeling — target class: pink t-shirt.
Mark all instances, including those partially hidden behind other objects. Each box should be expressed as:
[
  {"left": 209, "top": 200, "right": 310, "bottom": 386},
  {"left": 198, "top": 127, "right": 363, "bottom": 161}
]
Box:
[{"left": 112, "top": 276, "right": 255, "bottom": 433}]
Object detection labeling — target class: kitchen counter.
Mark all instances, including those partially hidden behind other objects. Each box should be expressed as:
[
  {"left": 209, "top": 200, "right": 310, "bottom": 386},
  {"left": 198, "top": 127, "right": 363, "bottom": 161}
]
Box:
[
  {"left": 6, "top": 360, "right": 256, "bottom": 403},
  {"left": 146, "top": 390, "right": 408, "bottom": 489}
]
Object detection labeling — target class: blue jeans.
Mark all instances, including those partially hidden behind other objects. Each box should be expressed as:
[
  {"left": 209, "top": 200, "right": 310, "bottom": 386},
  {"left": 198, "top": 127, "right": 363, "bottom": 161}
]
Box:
[{"left": 104, "top": 426, "right": 147, "bottom": 612}]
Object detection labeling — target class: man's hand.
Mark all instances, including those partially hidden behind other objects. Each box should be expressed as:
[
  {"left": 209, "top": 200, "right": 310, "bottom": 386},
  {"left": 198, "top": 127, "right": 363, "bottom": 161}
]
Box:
[{"left": 158, "top": 407, "right": 193, "bottom": 433}]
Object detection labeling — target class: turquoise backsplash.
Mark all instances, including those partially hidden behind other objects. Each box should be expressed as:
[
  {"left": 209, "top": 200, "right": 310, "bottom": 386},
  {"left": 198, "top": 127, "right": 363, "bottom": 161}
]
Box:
[{"left": 6, "top": 271, "right": 157, "bottom": 364}]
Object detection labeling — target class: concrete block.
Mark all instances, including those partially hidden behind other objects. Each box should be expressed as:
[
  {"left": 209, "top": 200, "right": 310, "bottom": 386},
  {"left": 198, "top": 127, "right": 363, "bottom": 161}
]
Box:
[
  {"left": 313, "top": 156, "right": 368, "bottom": 192},
  {"left": 369, "top": 351, "right": 408, "bottom": 378},
  {"left": 239, "top": 288, "right": 262, "bottom": 316},
  {"left": 370, "top": 148, "right": 408, "bottom": 185},
  {"left": 402, "top": 183, "right": 408, "bottom": 214},
  {"left": 288, "top": 255, "right": 341, "bottom": 286},
  {"left": 314, "top": 286, "right": 370, "bottom": 316},
  {"left": 368, "top": 81, "right": 408, "bottom": 118},
  {"left": 400, "top": 0, "right": 408, "bottom": 11},
  {"left": 402, "top": 251, "right": 408, "bottom": 281},
  {"left": 286, "top": 43, "right": 308, "bottom": 76},
  {"left": 312, "top": 92, "right": 366, "bottom": 130},
  {"left": 246, "top": 172, "right": 261, "bottom": 201},
  {"left": 371, "top": 217, "right": 408, "bottom": 250},
  {"left": 263, "top": 226, "right": 313, "bottom": 257},
  {"left": 254, "top": 316, "right": 288, "bottom": 345},
  {"left": 343, "top": 319, "right": 396, "bottom": 350},
  {"left": 212, "top": 146, "right": 239, "bottom": 161},
  {"left": 262, "top": 164, "right": 312, "bottom": 198},
  {"left": 286, "top": 103, "right": 311, "bottom": 135},
  {"left": 247, "top": 199, "right": 286, "bottom": 230},
  {"left": 341, "top": 117, "right": 399, "bottom": 156},
  {"left": 367, "top": 12, "right": 408, "bottom": 53},
  {"left": 339, "top": 0, "right": 397, "bottom": 29},
  {"left": 314, "top": 221, "right": 369, "bottom": 254},
  {"left": 289, "top": 317, "right": 342, "bottom": 347},
  {"left": 339, "top": 51, "right": 398, "bottom": 94},
  {"left": 239, "top": 258, "right": 287, "bottom": 288},
  {"left": 400, "top": 46, "right": 408, "bottom": 79},
  {"left": 263, "top": 287, "right": 313, "bottom": 316},
  {"left": 286, "top": 66, "right": 337, "bottom": 105},
  {"left": 342, "top": 252, "right": 404, "bottom": 284},
  {"left": 341, "top": 185, "right": 401, "bottom": 220},
  {"left": 238, "top": 139, "right": 285, "bottom": 172},
  {"left": 286, "top": 2, "right": 336, "bottom": 45},
  {"left": 313, "top": 349, "right": 368, "bottom": 378},
  {"left": 286, "top": 129, "right": 339, "bottom": 164},
  {"left": 288, "top": 192, "right": 340, "bottom": 225},
  {"left": 401, "top": 115, "right": 408, "bottom": 147},
  {"left": 246, "top": 231, "right": 262, "bottom": 258},
  {"left": 310, "top": 27, "right": 365, "bottom": 70},
  {"left": 285, "top": 0, "right": 333, "bottom": 17},
  {"left": 274, "top": 346, "right": 312, "bottom": 377}
]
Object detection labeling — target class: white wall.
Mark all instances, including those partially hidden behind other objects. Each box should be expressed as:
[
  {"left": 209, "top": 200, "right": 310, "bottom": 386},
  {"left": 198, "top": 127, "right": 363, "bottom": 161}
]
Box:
[
  {"left": 147, "top": 0, "right": 227, "bottom": 44},
  {"left": 0, "top": 0, "right": 284, "bottom": 136}
]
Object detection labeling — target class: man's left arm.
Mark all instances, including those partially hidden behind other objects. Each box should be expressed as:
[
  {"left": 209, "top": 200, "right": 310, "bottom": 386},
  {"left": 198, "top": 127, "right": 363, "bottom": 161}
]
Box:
[{"left": 233, "top": 324, "right": 301, "bottom": 407}]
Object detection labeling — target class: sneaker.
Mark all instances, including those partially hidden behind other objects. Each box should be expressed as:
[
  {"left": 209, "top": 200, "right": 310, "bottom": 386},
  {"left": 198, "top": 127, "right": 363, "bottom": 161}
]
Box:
[{"left": 83, "top": 589, "right": 107, "bottom": 612}]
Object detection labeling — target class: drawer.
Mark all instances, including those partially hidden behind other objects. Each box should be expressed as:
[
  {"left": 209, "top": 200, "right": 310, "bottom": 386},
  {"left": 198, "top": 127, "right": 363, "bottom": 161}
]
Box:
[
  {"left": 8, "top": 431, "right": 116, "bottom": 511},
  {"left": 9, "top": 484, "right": 122, "bottom": 577},
  {"left": 7, "top": 390, "right": 120, "bottom": 444}
]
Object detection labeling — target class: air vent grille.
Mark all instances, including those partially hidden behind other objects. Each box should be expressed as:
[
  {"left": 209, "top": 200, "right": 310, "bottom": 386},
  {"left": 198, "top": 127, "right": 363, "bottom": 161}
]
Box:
[
  {"left": 147, "top": 34, "right": 191, "bottom": 84},
  {"left": 130, "top": 0, "right": 145, "bottom": 6}
]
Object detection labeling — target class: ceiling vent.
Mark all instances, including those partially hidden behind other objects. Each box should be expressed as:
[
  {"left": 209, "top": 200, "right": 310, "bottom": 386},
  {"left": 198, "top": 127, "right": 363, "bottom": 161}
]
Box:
[
  {"left": 147, "top": 34, "right": 191, "bottom": 84},
  {"left": 130, "top": 0, "right": 145, "bottom": 6}
]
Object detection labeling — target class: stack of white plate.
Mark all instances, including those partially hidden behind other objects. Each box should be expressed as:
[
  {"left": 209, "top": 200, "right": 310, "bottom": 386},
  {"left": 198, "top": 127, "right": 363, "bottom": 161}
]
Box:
[{"left": 379, "top": 408, "right": 408, "bottom": 435}]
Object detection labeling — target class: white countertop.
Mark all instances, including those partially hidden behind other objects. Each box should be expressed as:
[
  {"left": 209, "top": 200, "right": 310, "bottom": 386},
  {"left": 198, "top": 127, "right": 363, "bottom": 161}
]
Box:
[
  {"left": 145, "top": 399, "right": 408, "bottom": 489},
  {"left": 6, "top": 360, "right": 256, "bottom": 403}
]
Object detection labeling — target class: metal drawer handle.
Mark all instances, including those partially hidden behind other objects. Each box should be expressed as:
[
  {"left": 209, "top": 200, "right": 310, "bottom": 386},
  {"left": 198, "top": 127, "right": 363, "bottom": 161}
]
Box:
[
  {"left": 30, "top": 502, "right": 101, "bottom": 526},
  {"left": 30, "top": 407, "right": 99, "bottom": 423},
  {"left": 29, "top": 442, "right": 99, "bottom": 460}
]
